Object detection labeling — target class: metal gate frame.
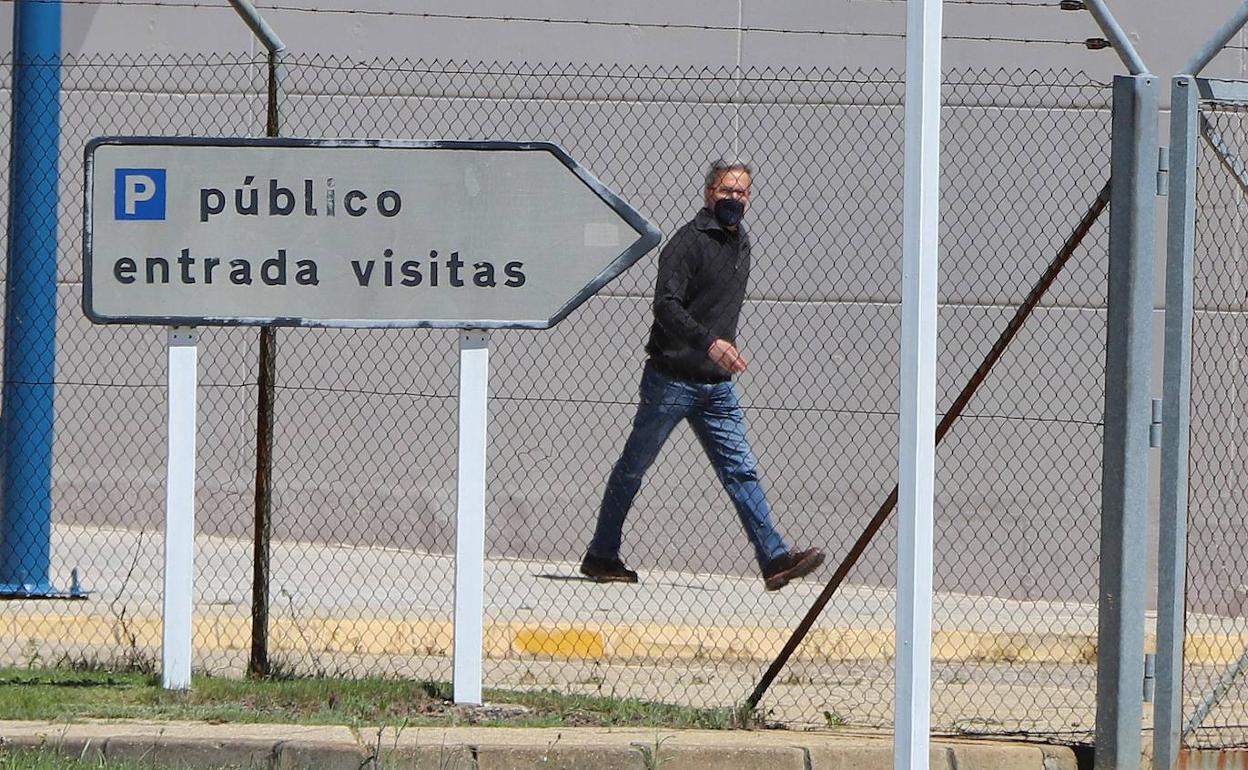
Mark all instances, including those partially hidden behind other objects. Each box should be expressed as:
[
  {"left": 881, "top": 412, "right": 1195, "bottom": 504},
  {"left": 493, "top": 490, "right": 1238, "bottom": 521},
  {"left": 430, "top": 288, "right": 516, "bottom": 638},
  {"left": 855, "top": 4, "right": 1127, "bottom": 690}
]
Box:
[{"left": 1157, "top": 3, "right": 1248, "bottom": 767}]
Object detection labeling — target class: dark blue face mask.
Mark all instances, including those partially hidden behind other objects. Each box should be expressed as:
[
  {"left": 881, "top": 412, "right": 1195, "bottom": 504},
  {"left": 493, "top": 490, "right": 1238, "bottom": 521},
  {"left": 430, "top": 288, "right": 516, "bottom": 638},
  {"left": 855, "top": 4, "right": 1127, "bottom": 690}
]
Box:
[{"left": 713, "top": 197, "right": 745, "bottom": 228}]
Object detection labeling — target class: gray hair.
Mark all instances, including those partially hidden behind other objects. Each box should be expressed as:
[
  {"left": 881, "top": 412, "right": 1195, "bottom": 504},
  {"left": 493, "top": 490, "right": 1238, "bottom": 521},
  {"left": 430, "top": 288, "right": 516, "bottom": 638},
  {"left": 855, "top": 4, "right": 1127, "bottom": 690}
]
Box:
[{"left": 703, "top": 159, "right": 753, "bottom": 189}]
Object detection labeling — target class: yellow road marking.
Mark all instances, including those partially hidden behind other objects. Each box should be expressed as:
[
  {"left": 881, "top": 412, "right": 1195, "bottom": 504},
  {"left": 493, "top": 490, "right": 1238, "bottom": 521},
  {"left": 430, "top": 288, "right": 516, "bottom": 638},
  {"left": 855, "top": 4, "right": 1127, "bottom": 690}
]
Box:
[{"left": 3, "top": 611, "right": 1244, "bottom": 665}]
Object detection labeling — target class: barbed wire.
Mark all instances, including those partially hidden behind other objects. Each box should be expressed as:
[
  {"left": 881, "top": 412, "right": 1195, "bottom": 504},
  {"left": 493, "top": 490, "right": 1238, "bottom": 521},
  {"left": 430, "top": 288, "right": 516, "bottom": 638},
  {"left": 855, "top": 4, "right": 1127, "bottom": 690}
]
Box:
[
  {"left": 884, "top": 0, "right": 1064, "bottom": 5},
  {"left": 945, "top": 0, "right": 1057, "bottom": 5},
  {"left": 0, "top": 0, "right": 1091, "bottom": 47}
]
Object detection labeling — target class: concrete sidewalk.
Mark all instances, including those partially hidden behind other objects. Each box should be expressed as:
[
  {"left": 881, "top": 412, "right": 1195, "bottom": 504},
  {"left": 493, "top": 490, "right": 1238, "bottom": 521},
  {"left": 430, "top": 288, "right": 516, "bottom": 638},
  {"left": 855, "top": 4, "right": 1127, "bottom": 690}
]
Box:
[
  {"left": 0, "top": 719, "right": 1079, "bottom": 769},
  {"left": 11, "top": 524, "right": 1248, "bottom": 666},
  {"left": 8, "top": 524, "right": 1248, "bottom": 735}
]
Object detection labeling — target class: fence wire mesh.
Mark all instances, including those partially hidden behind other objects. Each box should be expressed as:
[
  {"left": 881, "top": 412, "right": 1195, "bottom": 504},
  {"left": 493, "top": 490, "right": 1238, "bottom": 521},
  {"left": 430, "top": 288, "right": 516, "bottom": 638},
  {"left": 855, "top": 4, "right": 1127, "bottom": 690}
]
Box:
[
  {"left": 1183, "top": 99, "right": 1248, "bottom": 750},
  {"left": 0, "top": 53, "right": 1114, "bottom": 738}
]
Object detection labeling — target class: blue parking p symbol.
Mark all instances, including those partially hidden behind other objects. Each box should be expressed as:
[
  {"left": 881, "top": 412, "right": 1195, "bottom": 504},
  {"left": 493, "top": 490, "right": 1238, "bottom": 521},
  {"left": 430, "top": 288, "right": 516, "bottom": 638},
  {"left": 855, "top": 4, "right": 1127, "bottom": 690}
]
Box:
[{"left": 114, "top": 168, "right": 166, "bottom": 220}]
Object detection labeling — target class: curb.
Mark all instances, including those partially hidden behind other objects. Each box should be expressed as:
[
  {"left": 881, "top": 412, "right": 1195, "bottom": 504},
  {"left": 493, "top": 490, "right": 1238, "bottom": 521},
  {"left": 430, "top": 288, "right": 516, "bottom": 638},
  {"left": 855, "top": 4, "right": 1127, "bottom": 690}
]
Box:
[{"left": 0, "top": 725, "right": 1078, "bottom": 770}]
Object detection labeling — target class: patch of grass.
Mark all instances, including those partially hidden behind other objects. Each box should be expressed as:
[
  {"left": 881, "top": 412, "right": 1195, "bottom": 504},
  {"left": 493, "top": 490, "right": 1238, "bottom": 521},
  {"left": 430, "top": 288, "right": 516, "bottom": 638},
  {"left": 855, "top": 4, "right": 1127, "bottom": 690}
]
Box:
[
  {"left": 0, "top": 745, "right": 238, "bottom": 770},
  {"left": 0, "top": 666, "right": 745, "bottom": 731},
  {"left": 498, "top": 688, "right": 742, "bottom": 729}
]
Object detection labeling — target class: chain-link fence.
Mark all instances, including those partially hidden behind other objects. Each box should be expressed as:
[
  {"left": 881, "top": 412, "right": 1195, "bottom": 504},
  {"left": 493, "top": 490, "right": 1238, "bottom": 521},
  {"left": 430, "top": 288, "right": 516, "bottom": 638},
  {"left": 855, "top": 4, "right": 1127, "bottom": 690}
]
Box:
[
  {"left": 1181, "top": 97, "right": 1248, "bottom": 749},
  {"left": 0, "top": 53, "right": 1115, "bottom": 738}
]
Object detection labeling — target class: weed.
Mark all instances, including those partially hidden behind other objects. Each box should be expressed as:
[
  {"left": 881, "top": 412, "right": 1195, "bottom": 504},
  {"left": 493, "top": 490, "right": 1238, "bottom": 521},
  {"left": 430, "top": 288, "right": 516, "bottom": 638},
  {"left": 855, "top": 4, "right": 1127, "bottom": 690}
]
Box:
[
  {"left": 823, "top": 709, "right": 848, "bottom": 727},
  {"left": 574, "top": 663, "right": 606, "bottom": 693},
  {"left": 730, "top": 703, "right": 764, "bottom": 729},
  {"left": 262, "top": 656, "right": 299, "bottom": 682},
  {"left": 22, "top": 640, "right": 42, "bottom": 670},
  {"left": 272, "top": 588, "right": 329, "bottom": 679},
  {"left": 350, "top": 721, "right": 399, "bottom": 770},
  {"left": 350, "top": 722, "right": 473, "bottom": 770},
  {"left": 532, "top": 733, "right": 561, "bottom": 767},
  {"left": 105, "top": 532, "right": 158, "bottom": 676},
  {"left": 632, "top": 734, "right": 673, "bottom": 770}
]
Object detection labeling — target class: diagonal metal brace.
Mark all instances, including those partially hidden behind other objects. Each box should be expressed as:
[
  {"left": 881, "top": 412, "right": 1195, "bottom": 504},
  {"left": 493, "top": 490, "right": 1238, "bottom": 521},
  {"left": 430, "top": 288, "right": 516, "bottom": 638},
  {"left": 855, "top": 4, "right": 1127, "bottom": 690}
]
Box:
[
  {"left": 743, "top": 180, "right": 1113, "bottom": 712},
  {"left": 1199, "top": 112, "right": 1248, "bottom": 200},
  {"left": 1182, "top": 642, "right": 1248, "bottom": 740}
]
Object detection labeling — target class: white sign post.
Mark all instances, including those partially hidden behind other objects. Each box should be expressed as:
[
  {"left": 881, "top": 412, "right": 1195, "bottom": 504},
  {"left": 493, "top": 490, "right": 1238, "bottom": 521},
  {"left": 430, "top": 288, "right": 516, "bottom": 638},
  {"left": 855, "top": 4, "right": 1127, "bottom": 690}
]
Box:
[
  {"left": 83, "top": 138, "right": 661, "bottom": 697},
  {"left": 161, "top": 327, "right": 197, "bottom": 690},
  {"left": 453, "top": 331, "right": 489, "bottom": 704}
]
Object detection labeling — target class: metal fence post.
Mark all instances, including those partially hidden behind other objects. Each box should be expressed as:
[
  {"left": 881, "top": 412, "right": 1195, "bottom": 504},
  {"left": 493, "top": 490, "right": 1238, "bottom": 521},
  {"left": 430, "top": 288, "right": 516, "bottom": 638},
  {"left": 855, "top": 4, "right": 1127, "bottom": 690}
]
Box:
[
  {"left": 1152, "top": 5, "right": 1248, "bottom": 758},
  {"left": 250, "top": 328, "right": 276, "bottom": 678},
  {"left": 1153, "top": 73, "right": 1198, "bottom": 770},
  {"left": 226, "top": 0, "right": 286, "bottom": 679},
  {"left": 0, "top": 0, "right": 71, "bottom": 598},
  {"left": 895, "top": 0, "right": 942, "bottom": 766},
  {"left": 1096, "top": 72, "right": 1159, "bottom": 770},
  {"left": 250, "top": 42, "right": 285, "bottom": 681}
]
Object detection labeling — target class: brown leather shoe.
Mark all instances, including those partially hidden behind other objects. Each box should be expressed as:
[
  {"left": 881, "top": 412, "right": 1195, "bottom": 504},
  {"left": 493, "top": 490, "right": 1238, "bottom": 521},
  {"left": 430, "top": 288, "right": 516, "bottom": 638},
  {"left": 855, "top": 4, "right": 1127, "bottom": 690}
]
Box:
[{"left": 762, "top": 547, "right": 826, "bottom": 591}]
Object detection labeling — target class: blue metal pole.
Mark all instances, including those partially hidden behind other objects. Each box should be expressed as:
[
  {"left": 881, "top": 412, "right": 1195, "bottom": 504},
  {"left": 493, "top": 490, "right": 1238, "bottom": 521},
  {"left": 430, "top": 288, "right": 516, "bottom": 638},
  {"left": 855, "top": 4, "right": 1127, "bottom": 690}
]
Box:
[{"left": 0, "top": 0, "right": 67, "bottom": 597}]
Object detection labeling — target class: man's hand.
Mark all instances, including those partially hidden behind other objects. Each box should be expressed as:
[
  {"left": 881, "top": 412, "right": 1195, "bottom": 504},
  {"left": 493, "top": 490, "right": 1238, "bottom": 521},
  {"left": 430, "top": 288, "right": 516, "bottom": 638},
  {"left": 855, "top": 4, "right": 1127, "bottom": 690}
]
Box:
[{"left": 708, "top": 338, "right": 748, "bottom": 374}]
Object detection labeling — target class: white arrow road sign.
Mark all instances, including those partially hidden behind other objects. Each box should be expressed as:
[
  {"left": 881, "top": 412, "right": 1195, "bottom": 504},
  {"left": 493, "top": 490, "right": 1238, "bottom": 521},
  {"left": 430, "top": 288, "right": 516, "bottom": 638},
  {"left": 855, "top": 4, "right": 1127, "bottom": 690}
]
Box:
[
  {"left": 84, "top": 137, "right": 661, "bottom": 328},
  {"left": 82, "top": 137, "right": 661, "bottom": 698}
]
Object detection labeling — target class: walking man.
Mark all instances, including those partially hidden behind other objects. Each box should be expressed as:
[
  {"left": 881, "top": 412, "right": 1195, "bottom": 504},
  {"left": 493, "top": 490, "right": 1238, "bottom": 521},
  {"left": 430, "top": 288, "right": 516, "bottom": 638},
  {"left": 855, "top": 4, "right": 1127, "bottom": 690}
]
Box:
[{"left": 581, "top": 160, "right": 825, "bottom": 591}]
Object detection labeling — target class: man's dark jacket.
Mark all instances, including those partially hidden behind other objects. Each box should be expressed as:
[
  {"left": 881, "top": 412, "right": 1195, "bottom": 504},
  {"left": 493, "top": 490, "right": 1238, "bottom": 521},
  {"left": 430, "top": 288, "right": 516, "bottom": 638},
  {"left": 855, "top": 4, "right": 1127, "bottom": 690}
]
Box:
[{"left": 645, "top": 207, "right": 751, "bottom": 384}]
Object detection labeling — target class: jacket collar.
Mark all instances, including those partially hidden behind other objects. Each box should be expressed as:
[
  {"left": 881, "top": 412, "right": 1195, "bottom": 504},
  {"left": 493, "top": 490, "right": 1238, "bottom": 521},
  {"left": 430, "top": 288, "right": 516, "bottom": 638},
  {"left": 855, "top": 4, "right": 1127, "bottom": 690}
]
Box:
[{"left": 694, "top": 206, "right": 746, "bottom": 237}]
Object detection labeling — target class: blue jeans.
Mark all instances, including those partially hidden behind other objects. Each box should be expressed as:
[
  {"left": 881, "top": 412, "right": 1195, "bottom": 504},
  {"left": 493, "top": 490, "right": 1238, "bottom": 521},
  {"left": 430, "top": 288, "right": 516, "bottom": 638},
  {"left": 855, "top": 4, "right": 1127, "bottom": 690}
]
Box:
[{"left": 587, "top": 363, "right": 790, "bottom": 567}]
